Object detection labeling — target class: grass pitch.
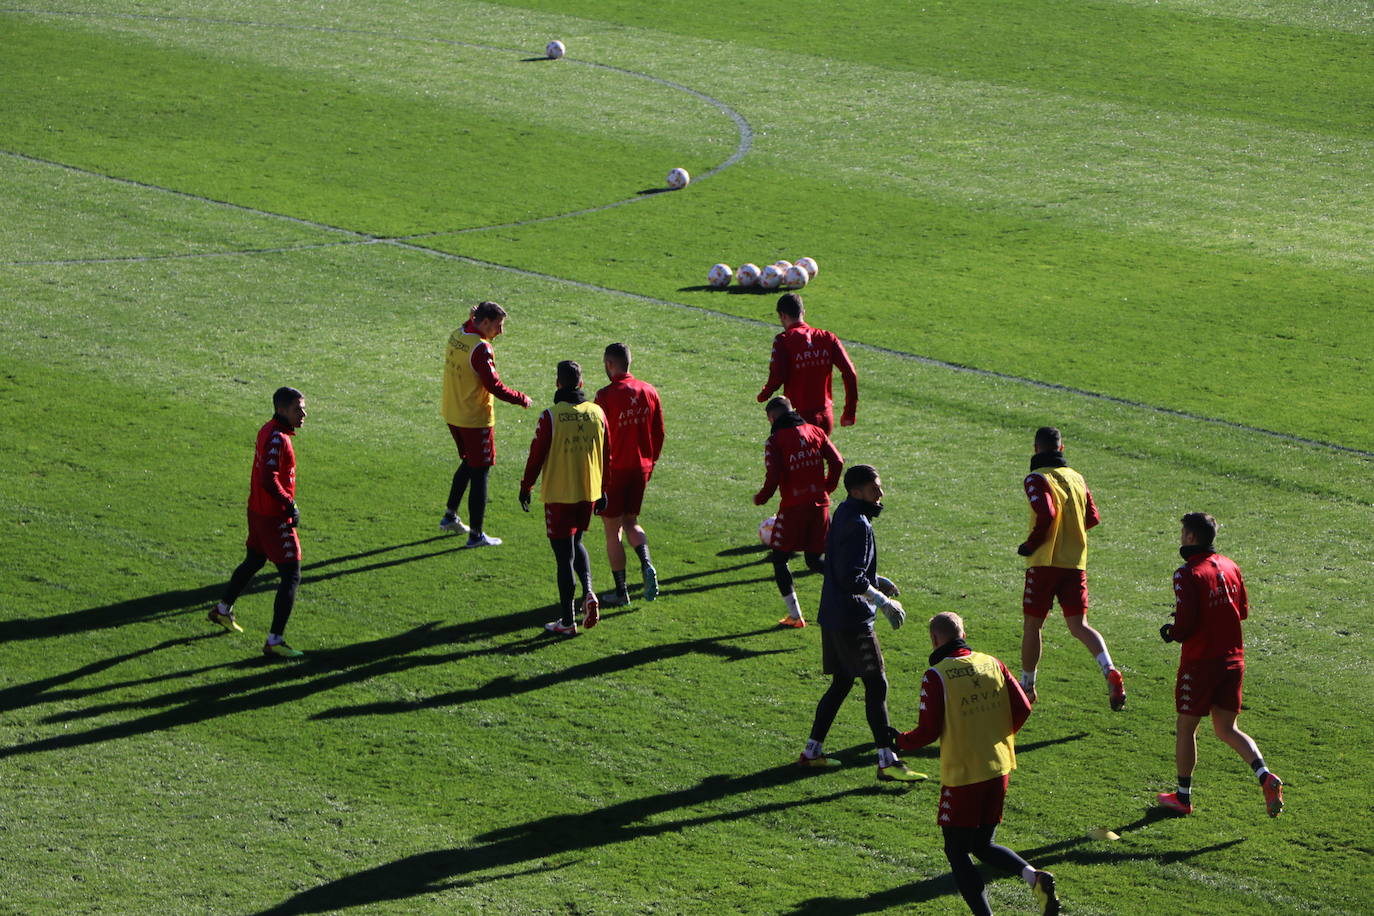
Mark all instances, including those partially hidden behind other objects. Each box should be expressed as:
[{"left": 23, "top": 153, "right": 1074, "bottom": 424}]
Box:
[{"left": 2, "top": 2, "right": 1372, "bottom": 914}]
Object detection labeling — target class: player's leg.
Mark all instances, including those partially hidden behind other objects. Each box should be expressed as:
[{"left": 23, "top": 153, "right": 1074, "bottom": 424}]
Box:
[
  {"left": 803, "top": 551, "right": 824, "bottom": 574},
  {"left": 629, "top": 508, "right": 659, "bottom": 601},
  {"left": 571, "top": 527, "right": 598, "bottom": 628},
  {"left": 466, "top": 464, "right": 491, "bottom": 541},
  {"left": 941, "top": 827, "right": 995, "bottom": 916},
  {"left": 440, "top": 425, "right": 471, "bottom": 533},
  {"left": 262, "top": 560, "right": 303, "bottom": 657},
  {"left": 547, "top": 534, "right": 578, "bottom": 632},
  {"left": 209, "top": 548, "right": 268, "bottom": 632},
  {"left": 1019, "top": 568, "right": 1053, "bottom": 701},
  {"left": 1060, "top": 570, "right": 1125, "bottom": 710},
  {"left": 601, "top": 514, "right": 629, "bottom": 605},
  {"left": 771, "top": 549, "right": 803, "bottom": 623},
  {"left": 801, "top": 671, "right": 853, "bottom": 766},
  {"left": 1158, "top": 712, "right": 1204, "bottom": 813},
  {"left": 1211, "top": 701, "right": 1283, "bottom": 816},
  {"left": 972, "top": 823, "right": 1059, "bottom": 915}
]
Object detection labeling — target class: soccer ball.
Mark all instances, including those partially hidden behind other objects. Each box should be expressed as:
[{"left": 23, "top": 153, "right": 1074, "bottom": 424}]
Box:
[
  {"left": 795, "top": 256, "right": 818, "bottom": 279},
  {"left": 758, "top": 516, "right": 776, "bottom": 546},
  {"left": 759, "top": 264, "right": 784, "bottom": 290},
  {"left": 782, "top": 265, "right": 810, "bottom": 289},
  {"left": 546, "top": 40, "right": 565, "bottom": 59},
  {"left": 708, "top": 263, "right": 733, "bottom": 288},
  {"left": 666, "top": 167, "right": 690, "bottom": 190},
  {"left": 736, "top": 263, "right": 761, "bottom": 287},
  {"left": 773, "top": 260, "right": 793, "bottom": 273}
]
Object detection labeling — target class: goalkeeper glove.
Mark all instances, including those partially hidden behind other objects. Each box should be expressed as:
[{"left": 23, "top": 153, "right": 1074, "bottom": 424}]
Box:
[
  {"left": 286, "top": 503, "right": 300, "bottom": 528},
  {"left": 1159, "top": 622, "right": 1174, "bottom": 643},
  {"left": 518, "top": 488, "right": 532, "bottom": 513},
  {"left": 875, "top": 575, "right": 900, "bottom": 598},
  {"left": 593, "top": 494, "right": 608, "bottom": 516},
  {"left": 865, "top": 585, "right": 905, "bottom": 629}
]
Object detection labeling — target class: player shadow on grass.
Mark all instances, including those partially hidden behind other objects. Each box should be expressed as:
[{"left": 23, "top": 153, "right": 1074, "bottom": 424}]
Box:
[
  {"left": 251, "top": 760, "right": 890, "bottom": 916},
  {"left": 0, "top": 535, "right": 467, "bottom": 643},
  {"left": 780, "top": 809, "right": 1244, "bottom": 915},
  {"left": 309, "top": 626, "right": 793, "bottom": 721}
]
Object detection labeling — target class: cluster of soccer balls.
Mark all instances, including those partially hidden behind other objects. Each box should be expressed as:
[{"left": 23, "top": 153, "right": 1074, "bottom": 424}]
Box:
[{"left": 709, "top": 257, "right": 818, "bottom": 291}]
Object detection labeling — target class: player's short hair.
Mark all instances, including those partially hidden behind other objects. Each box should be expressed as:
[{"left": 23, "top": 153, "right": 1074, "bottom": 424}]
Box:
[
  {"left": 1181, "top": 512, "right": 1218, "bottom": 546},
  {"left": 556, "top": 360, "right": 582, "bottom": 388},
  {"left": 765, "top": 396, "right": 792, "bottom": 417},
  {"left": 776, "top": 293, "right": 804, "bottom": 319},
  {"left": 844, "top": 463, "right": 879, "bottom": 492},
  {"left": 929, "top": 612, "right": 964, "bottom": 643},
  {"left": 604, "top": 342, "right": 631, "bottom": 369},
  {"left": 273, "top": 386, "right": 304, "bottom": 410},
  {"left": 471, "top": 300, "right": 507, "bottom": 322},
  {"left": 1034, "top": 426, "right": 1062, "bottom": 451}
]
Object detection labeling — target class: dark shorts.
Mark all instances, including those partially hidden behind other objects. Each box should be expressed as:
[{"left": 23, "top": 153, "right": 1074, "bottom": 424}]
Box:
[
  {"left": 770, "top": 503, "right": 829, "bottom": 555},
  {"left": 938, "top": 775, "right": 1010, "bottom": 828},
  {"left": 603, "top": 466, "right": 649, "bottom": 518},
  {"left": 1022, "top": 566, "right": 1089, "bottom": 618},
  {"left": 1176, "top": 658, "right": 1244, "bottom": 716},
  {"left": 448, "top": 424, "right": 495, "bottom": 468},
  {"left": 821, "top": 627, "right": 885, "bottom": 678},
  {"left": 246, "top": 510, "right": 300, "bottom": 565},
  {"left": 545, "top": 501, "right": 593, "bottom": 539}
]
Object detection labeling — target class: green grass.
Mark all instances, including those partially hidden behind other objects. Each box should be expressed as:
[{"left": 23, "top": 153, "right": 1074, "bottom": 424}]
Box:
[{"left": 2, "top": 2, "right": 1373, "bottom": 914}]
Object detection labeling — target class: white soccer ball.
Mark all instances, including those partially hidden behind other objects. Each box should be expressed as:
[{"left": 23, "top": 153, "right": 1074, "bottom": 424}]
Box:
[
  {"left": 782, "top": 265, "right": 810, "bottom": 289},
  {"left": 759, "top": 264, "right": 785, "bottom": 290},
  {"left": 759, "top": 516, "right": 776, "bottom": 546},
  {"left": 736, "top": 263, "right": 761, "bottom": 287},
  {"left": 666, "top": 167, "right": 690, "bottom": 190},
  {"left": 772, "top": 260, "right": 793, "bottom": 273},
  {"left": 546, "top": 40, "right": 565, "bottom": 59},
  {"left": 795, "top": 256, "right": 818, "bottom": 279},
  {"left": 708, "top": 263, "right": 733, "bottom": 288}
]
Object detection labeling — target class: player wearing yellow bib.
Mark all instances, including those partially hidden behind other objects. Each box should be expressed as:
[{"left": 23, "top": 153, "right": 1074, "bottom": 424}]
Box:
[
  {"left": 519, "top": 361, "right": 610, "bottom": 636},
  {"left": 1016, "top": 426, "right": 1126, "bottom": 711},
  {"left": 896, "top": 612, "right": 1060, "bottom": 916}
]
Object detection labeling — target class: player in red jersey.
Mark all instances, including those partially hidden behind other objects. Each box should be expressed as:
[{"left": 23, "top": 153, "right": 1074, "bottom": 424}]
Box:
[
  {"left": 756, "top": 293, "right": 858, "bottom": 435},
  {"left": 1156, "top": 513, "right": 1284, "bottom": 818},
  {"left": 439, "top": 301, "right": 532, "bottom": 548},
  {"left": 754, "top": 396, "right": 843, "bottom": 627},
  {"left": 208, "top": 387, "right": 309, "bottom": 658},
  {"left": 896, "top": 612, "right": 1061, "bottom": 916},
  {"left": 594, "top": 343, "right": 664, "bottom": 607}
]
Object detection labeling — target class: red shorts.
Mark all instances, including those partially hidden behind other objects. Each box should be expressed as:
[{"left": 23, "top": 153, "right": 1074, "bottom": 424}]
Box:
[
  {"left": 545, "top": 501, "right": 593, "bottom": 539},
  {"left": 797, "top": 405, "right": 834, "bottom": 435},
  {"left": 769, "top": 503, "right": 829, "bottom": 554},
  {"left": 1022, "top": 567, "right": 1088, "bottom": 618},
  {"left": 1176, "top": 658, "right": 1244, "bottom": 716},
  {"left": 448, "top": 424, "right": 495, "bottom": 468},
  {"left": 603, "top": 467, "right": 649, "bottom": 518},
  {"left": 246, "top": 510, "right": 300, "bottom": 565},
  {"left": 937, "top": 775, "right": 1010, "bottom": 828}
]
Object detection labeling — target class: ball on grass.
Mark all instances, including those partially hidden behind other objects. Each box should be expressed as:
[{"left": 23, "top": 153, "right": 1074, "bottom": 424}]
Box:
[
  {"left": 666, "top": 167, "right": 690, "bottom": 190},
  {"left": 546, "top": 40, "right": 565, "bottom": 59}
]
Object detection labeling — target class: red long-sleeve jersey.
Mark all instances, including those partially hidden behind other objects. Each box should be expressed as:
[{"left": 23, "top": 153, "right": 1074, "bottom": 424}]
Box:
[
  {"left": 897, "top": 648, "right": 1032, "bottom": 752},
  {"left": 1022, "top": 472, "right": 1100, "bottom": 553},
  {"left": 1173, "top": 550, "right": 1248, "bottom": 664},
  {"left": 595, "top": 372, "right": 664, "bottom": 473},
  {"left": 755, "top": 418, "right": 842, "bottom": 508},
  {"left": 247, "top": 417, "right": 296, "bottom": 517},
  {"left": 757, "top": 322, "right": 858, "bottom": 424}
]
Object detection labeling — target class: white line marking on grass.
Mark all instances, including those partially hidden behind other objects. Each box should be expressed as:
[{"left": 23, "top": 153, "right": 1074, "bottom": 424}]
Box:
[{"left": 3, "top": 10, "right": 1369, "bottom": 459}]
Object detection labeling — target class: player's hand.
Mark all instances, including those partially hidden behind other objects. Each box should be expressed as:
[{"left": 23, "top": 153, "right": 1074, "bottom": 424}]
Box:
[
  {"left": 519, "top": 488, "right": 532, "bottom": 513},
  {"left": 518, "top": 394, "right": 532, "bottom": 408},
  {"left": 875, "top": 575, "right": 900, "bottom": 598},
  {"left": 884, "top": 725, "right": 902, "bottom": 747},
  {"left": 1159, "top": 622, "right": 1174, "bottom": 643},
  {"left": 593, "top": 494, "right": 608, "bottom": 515},
  {"left": 753, "top": 490, "right": 769, "bottom": 507},
  {"left": 1016, "top": 543, "right": 1032, "bottom": 557},
  {"left": 756, "top": 391, "right": 769, "bottom": 403},
  {"left": 286, "top": 503, "right": 300, "bottom": 528},
  {"left": 881, "top": 598, "right": 906, "bottom": 630}
]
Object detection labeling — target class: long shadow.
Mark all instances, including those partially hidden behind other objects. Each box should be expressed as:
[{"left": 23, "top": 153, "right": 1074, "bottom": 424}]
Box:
[
  {"left": 716, "top": 542, "right": 770, "bottom": 557},
  {"left": 254, "top": 763, "right": 891, "bottom": 916},
  {"left": 782, "top": 808, "right": 1244, "bottom": 915},
  {"left": 1, "top": 536, "right": 465, "bottom": 642},
  {"left": 311, "top": 626, "right": 792, "bottom": 720}
]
